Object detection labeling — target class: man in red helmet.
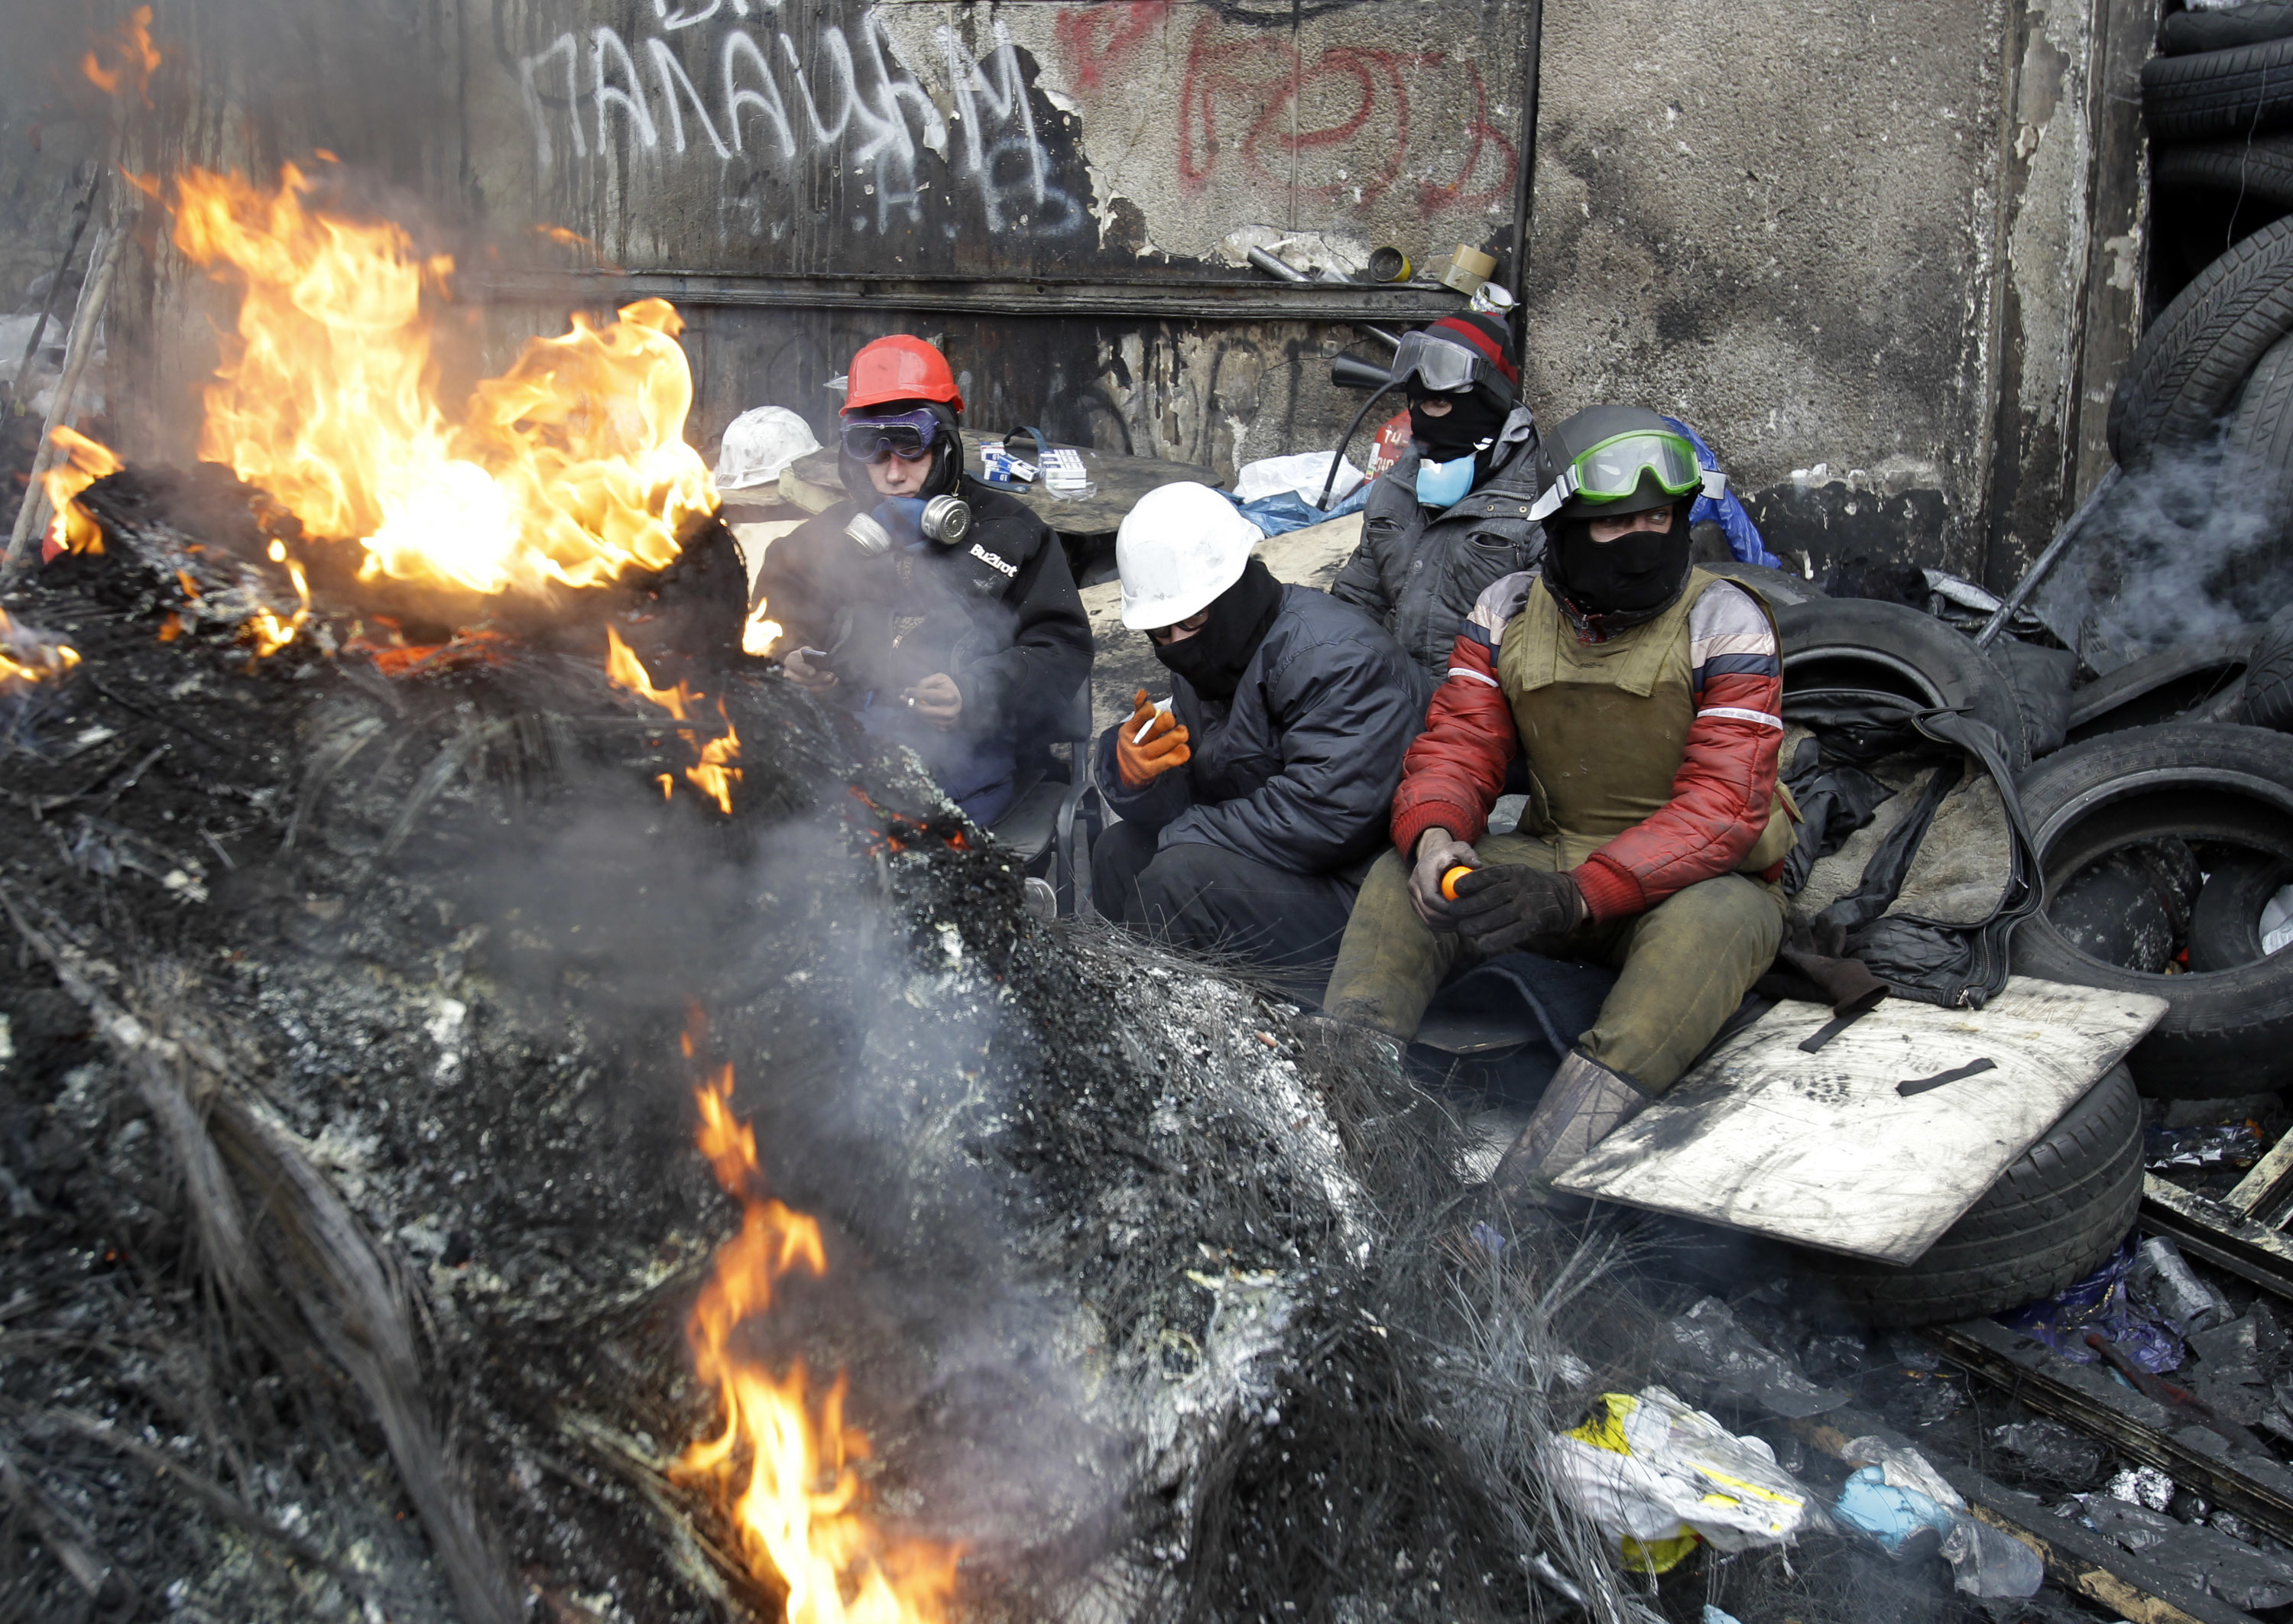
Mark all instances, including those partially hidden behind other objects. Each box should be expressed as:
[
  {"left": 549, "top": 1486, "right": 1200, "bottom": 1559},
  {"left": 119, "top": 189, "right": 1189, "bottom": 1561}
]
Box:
[{"left": 752, "top": 335, "right": 1091, "bottom": 826}]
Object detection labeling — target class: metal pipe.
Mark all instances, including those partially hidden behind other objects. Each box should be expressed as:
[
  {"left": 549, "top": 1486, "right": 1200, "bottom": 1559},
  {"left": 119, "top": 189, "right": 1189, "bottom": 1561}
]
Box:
[
  {"left": 1973, "top": 464, "right": 2123, "bottom": 648},
  {"left": 1506, "top": 0, "right": 1543, "bottom": 381},
  {"left": 1244, "top": 247, "right": 1400, "bottom": 351}
]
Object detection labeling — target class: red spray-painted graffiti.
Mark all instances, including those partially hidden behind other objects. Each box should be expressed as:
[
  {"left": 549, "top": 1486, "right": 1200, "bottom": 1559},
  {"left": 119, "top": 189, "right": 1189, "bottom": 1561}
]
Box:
[{"left": 1055, "top": 2, "right": 1516, "bottom": 219}]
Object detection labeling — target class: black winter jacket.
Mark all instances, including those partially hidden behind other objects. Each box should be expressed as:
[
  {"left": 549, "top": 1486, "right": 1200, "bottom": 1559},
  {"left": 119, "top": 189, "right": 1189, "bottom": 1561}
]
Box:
[
  {"left": 1329, "top": 406, "right": 1545, "bottom": 715},
  {"left": 754, "top": 475, "right": 1092, "bottom": 741},
  {"left": 1094, "top": 585, "right": 1418, "bottom": 877}
]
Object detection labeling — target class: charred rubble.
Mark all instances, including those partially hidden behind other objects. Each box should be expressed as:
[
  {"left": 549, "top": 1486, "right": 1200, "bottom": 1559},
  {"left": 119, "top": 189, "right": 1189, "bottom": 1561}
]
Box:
[{"left": 0, "top": 464, "right": 1645, "bottom": 1624}]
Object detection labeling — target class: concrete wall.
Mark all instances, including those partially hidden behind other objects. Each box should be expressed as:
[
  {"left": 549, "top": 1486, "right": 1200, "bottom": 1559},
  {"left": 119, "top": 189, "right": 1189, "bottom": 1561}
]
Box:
[
  {"left": 11, "top": 0, "right": 2155, "bottom": 583},
  {"left": 1529, "top": 0, "right": 2153, "bottom": 585}
]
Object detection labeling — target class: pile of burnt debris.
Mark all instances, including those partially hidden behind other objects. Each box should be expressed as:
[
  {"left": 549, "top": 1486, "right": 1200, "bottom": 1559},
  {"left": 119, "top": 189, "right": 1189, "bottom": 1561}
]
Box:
[{"left": 13, "top": 459, "right": 2293, "bottom": 1624}]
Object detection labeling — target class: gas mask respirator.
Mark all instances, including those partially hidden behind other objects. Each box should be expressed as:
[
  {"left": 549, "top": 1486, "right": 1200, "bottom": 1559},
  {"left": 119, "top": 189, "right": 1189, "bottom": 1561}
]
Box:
[{"left": 845, "top": 494, "right": 973, "bottom": 556}]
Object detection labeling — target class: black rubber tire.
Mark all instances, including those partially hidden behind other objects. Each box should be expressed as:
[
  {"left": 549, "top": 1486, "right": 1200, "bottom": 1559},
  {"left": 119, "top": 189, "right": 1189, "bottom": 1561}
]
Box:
[
  {"left": 2155, "top": 136, "right": 2293, "bottom": 210},
  {"left": 2064, "top": 630, "right": 2256, "bottom": 743},
  {"left": 2188, "top": 848, "right": 2293, "bottom": 968},
  {"left": 1701, "top": 559, "right": 1824, "bottom": 608},
  {"left": 2142, "top": 36, "right": 2293, "bottom": 141},
  {"left": 2240, "top": 606, "right": 2293, "bottom": 730},
  {"left": 1793, "top": 1065, "right": 2140, "bottom": 1327},
  {"left": 2165, "top": 2, "right": 2293, "bottom": 55},
  {"left": 2107, "top": 213, "right": 2293, "bottom": 465},
  {"left": 1777, "top": 597, "right": 2029, "bottom": 770},
  {"left": 2223, "top": 329, "right": 2293, "bottom": 546},
  {"left": 2010, "top": 724, "right": 2293, "bottom": 1095}
]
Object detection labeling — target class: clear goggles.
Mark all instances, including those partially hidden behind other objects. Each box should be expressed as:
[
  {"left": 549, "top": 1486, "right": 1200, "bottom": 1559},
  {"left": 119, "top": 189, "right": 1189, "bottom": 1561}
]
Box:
[
  {"left": 1390, "top": 329, "right": 1501, "bottom": 397},
  {"left": 1529, "top": 430, "right": 1724, "bottom": 520},
  {"left": 839, "top": 409, "right": 939, "bottom": 463}
]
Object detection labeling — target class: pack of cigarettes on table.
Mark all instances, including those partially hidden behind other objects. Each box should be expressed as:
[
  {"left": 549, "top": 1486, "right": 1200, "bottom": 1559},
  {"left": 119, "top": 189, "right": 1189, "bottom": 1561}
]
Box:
[{"left": 981, "top": 444, "right": 1038, "bottom": 484}]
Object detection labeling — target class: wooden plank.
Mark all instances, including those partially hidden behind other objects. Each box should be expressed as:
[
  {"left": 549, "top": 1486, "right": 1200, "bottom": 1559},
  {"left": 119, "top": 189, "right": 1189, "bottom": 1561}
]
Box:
[
  {"left": 2143, "top": 1178, "right": 2293, "bottom": 1307},
  {"left": 2225, "top": 1133, "right": 2293, "bottom": 1221},
  {"left": 1553, "top": 978, "right": 2168, "bottom": 1263},
  {"left": 1928, "top": 1319, "right": 2293, "bottom": 1549},
  {"left": 1791, "top": 1412, "right": 2260, "bottom": 1624}
]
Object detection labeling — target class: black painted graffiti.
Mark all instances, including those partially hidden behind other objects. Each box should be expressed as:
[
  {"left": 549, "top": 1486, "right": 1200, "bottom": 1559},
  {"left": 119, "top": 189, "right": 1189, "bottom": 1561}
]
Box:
[{"left": 517, "top": 8, "right": 1088, "bottom": 238}]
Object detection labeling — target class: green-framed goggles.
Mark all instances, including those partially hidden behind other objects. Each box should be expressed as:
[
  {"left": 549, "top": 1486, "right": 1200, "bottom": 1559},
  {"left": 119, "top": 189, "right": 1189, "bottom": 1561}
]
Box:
[{"left": 1528, "top": 430, "right": 1723, "bottom": 520}]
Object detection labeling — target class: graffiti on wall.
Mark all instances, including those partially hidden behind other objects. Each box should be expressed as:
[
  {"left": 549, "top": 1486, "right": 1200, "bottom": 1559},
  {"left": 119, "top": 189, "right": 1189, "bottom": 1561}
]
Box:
[{"left": 512, "top": 1, "right": 1520, "bottom": 244}]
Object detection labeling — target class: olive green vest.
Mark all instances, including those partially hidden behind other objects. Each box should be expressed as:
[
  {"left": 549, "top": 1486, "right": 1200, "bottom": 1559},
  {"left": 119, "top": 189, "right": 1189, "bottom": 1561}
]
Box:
[{"left": 1496, "top": 569, "right": 1797, "bottom": 870}]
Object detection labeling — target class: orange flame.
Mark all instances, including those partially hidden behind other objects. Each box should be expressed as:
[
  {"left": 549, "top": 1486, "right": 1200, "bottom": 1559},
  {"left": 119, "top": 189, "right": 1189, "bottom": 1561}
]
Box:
[
  {"left": 41, "top": 426, "right": 121, "bottom": 559},
  {"left": 83, "top": 6, "right": 160, "bottom": 102},
  {"left": 243, "top": 540, "right": 312, "bottom": 656},
  {"left": 675, "top": 1062, "right": 958, "bottom": 1624},
  {"left": 167, "top": 164, "right": 716, "bottom": 596},
  {"left": 0, "top": 606, "right": 81, "bottom": 692},
  {"left": 604, "top": 628, "right": 742, "bottom": 814}
]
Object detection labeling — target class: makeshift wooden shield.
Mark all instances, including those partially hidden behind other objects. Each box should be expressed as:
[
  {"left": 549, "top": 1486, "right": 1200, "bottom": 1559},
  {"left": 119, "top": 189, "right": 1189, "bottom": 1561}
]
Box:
[{"left": 1552, "top": 977, "right": 2170, "bottom": 1264}]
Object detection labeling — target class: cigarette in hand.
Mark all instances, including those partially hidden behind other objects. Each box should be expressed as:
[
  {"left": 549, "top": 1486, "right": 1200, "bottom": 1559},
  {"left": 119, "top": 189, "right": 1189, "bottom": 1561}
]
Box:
[{"left": 1133, "top": 696, "right": 1174, "bottom": 744}]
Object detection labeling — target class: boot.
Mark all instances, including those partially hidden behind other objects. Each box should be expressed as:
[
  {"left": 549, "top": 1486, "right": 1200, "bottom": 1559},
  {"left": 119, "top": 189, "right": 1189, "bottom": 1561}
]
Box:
[{"left": 1487, "top": 1049, "right": 1656, "bottom": 1216}]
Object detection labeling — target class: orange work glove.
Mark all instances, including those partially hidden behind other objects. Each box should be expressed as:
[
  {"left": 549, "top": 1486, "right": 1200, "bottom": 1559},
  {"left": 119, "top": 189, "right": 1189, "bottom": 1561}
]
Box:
[{"left": 1116, "top": 687, "right": 1191, "bottom": 790}]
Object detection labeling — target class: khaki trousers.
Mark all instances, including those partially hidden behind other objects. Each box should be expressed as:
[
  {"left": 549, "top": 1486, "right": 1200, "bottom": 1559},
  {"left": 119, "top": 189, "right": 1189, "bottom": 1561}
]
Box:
[{"left": 1320, "top": 831, "right": 1785, "bottom": 1091}]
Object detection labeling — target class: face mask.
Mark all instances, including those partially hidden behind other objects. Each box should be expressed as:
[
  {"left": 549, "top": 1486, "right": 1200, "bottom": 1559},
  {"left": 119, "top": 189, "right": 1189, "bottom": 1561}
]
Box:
[
  {"left": 1548, "top": 514, "right": 1693, "bottom": 621},
  {"left": 1409, "top": 389, "right": 1508, "bottom": 461},
  {"left": 1416, "top": 452, "right": 1477, "bottom": 510},
  {"left": 1153, "top": 559, "right": 1285, "bottom": 703}
]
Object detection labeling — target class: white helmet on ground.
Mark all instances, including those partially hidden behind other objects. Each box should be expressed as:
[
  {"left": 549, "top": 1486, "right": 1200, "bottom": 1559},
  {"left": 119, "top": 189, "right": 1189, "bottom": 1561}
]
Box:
[
  {"left": 1117, "top": 481, "right": 1263, "bottom": 630},
  {"left": 713, "top": 406, "right": 822, "bottom": 492}
]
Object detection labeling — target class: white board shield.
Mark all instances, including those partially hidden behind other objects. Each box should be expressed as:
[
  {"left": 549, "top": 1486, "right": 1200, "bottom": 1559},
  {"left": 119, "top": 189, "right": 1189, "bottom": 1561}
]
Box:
[{"left": 1552, "top": 977, "right": 2169, "bottom": 1265}]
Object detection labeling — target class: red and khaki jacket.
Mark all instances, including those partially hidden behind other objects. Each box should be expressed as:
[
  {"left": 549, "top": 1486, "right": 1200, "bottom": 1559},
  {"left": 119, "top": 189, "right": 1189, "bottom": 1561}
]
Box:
[{"left": 1390, "top": 567, "right": 1792, "bottom": 923}]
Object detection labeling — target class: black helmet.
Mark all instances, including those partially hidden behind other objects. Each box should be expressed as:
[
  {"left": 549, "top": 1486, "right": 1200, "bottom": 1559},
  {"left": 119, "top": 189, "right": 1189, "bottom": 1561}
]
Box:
[{"left": 1529, "top": 405, "right": 1714, "bottom": 524}]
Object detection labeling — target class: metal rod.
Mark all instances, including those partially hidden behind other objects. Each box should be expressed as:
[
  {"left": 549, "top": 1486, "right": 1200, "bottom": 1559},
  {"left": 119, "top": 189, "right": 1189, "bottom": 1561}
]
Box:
[
  {"left": 1316, "top": 381, "right": 1401, "bottom": 511},
  {"left": 10, "top": 166, "right": 102, "bottom": 408},
  {"left": 1974, "top": 463, "right": 2123, "bottom": 647},
  {"left": 1244, "top": 248, "right": 1400, "bottom": 351},
  {"left": 1507, "top": 0, "right": 1543, "bottom": 380},
  {"left": 5, "top": 222, "right": 126, "bottom": 576}
]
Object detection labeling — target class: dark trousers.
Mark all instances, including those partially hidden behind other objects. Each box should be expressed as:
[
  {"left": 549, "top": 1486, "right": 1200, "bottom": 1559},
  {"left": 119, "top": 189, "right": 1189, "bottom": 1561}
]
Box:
[{"left": 1091, "top": 820, "right": 1361, "bottom": 1003}]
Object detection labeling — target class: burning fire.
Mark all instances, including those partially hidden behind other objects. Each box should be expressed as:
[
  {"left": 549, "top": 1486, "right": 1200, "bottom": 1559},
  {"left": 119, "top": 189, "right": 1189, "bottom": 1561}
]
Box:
[
  {"left": 83, "top": 5, "right": 161, "bottom": 101},
  {"left": 41, "top": 426, "right": 121, "bottom": 559},
  {"left": 164, "top": 164, "right": 716, "bottom": 596},
  {"left": 604, "top": 627, "right": 743, "bottom": 813},
  {"left": 676, "top": 1058, "right": 958, "bottom": 1624},
  {"left": 0, "top": 607, "right": 80, "bottom": 692}
]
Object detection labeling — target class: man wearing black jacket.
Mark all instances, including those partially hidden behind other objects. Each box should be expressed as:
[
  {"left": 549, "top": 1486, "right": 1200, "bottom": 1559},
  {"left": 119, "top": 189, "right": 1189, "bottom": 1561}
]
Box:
[
  {"left": 752, "top": 336, "right": 1091, "bottom": 827},
  {"left": 1094, "top": 481, "right": 1419, "bottom": 998}
]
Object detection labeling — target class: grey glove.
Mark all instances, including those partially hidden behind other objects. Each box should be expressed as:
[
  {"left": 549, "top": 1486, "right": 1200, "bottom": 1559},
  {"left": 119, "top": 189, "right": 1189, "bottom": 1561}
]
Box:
[{"left": 1448, "top": 864, "right": 1585, "bottom": 956}]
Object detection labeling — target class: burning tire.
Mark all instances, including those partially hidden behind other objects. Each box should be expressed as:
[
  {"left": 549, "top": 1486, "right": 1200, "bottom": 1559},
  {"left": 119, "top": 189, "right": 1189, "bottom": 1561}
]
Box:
[
  {"left": 2064, "top": 628, "right": 2257, "bottom": 744},
  {"left": 1791, "top": 1065, "right": 2140, "bottom": 1327},
  {"left": 2107, "top": 213, "right": 2293, "bottom": 465},
  {"left": 2010, "top": 724, "right": 2293, "bottom": 1095},
  {"left": 1777, "top": 597, "right": 2029, "bottom": 769},
  {"left": 2142, "top": 35, "right": 2293, "bottom": 141}
]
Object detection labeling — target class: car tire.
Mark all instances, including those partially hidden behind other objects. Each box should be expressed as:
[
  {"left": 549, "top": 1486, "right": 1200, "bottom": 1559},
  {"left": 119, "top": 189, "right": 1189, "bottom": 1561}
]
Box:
[
  {"left": 2010, "top": 724, "right": 2293, "bottom": 1095},
  {"left": 2143, "top": 35, "right": 2293, "bottom": 141},
  {"left": 1777, "top": 597, "right": 2029, "bottom": 770},
  {"left": 2108, "top": 214, "right": 2293, "bottom": 466},
  {"left": 2163, "top": 0, "right": 2293, "bottom": 55},
  {"left": 2188, "top": 848, "right": 2293, "bottom": 971},
  {"left": 2239, "top": 608, "right": 2293, "bottom": 732},
  {"left": 2155, "top": 136, "right": 2293, "bottom": 212},
  {"left": 2064, "top": 630, "right": 2257, "bottom": 744},
  {"left": 1792, "top": 1065, "right": 2140, "bottom": 1327}
]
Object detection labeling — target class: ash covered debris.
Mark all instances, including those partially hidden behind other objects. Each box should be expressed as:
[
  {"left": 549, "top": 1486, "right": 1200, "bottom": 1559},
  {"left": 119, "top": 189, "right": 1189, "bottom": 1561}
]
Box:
[{"left": 0, "top": 464, "right": 1636, "bottom": 1622}]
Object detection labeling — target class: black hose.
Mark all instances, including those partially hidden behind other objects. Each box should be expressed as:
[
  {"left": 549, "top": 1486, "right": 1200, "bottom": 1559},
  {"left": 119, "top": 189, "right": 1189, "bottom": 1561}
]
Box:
[{"left": 1317, "top": 381, "right": 1402, "bottom": 511}]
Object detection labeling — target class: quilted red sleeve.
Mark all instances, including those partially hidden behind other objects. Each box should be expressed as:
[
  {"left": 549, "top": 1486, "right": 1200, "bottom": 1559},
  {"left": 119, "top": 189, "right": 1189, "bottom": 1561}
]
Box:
[
  {"left": 1388, "top": 572, "right": 1532, "bottom": 857},
  {"left": 1571, "top": 582, "right": 1785, "bottom": 922}
]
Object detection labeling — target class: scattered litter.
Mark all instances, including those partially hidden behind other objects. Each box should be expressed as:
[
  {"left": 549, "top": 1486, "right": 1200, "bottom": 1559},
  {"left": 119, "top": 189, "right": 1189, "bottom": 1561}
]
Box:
[
  {"left": 1990, "top": 1419, "right": 2107, "bottom": 1484},
  {"left": 2079, "top": 1494, "right": 2293, "bottom": 1609},
  {"left": 1233, "top": 451, "right": 1364, "bottom": 507},
  {"left": 1834, "top": 1437, "right": 2042, "bottom": 1598},
  {"left": 2107, "top": 1465, "right": 2175, "bottom": 1511},
  {"left": 1549, "top": 1387, "right": 1813, "bottom": 1574},
  {"left": 1997, "top": 1238, "right": 2183, "bottom": 1373},
  {"left": 2145, "top": 1120, "right": 2265, "bottom": 1173},
  {"left": 1658, "top": 1296, "right": 1848, "bottom": 1419},
  {"left": 2132, "top": 1235, "right": 2232, "bottom": 1334}
]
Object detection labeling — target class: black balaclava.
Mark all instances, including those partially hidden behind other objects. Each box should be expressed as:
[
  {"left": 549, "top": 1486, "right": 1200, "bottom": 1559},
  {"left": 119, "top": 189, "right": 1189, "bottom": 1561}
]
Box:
[
  {"left": 837, "top": 399, "right": 964, "bottom": 510},
  {"left": 1154, "top": 558, "right": 1285, "bottom": 703},
  {"left": 1408, "top": 386, "right": 1510, "bottom": 465},
  {"left": 1545, "top": 494, "right": 1696, "bottom": 632}
]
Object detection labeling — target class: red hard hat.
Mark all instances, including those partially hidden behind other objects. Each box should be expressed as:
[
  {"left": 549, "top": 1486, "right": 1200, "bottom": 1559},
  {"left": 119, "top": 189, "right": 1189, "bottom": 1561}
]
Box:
[{"left": 844, "top": 335, "right": 962, "bottom": 413}]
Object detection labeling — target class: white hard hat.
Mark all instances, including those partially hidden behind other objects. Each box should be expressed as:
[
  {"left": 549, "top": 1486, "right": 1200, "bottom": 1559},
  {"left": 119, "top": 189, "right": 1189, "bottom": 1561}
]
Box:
[
  {"left": 1117, "top": 482, "right": 1263, "bottom": 630},
  {"left": 712, "top": 407, "right": 822, "bottom": 491}
]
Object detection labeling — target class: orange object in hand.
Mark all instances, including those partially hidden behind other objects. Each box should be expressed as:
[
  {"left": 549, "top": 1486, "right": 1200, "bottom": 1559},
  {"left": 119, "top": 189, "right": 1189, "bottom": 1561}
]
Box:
[
  {"left": 1116, "top": 687, "right": 1191, "bottom": 790},
  {"left": 1441, "top": 865, "right": 1476, "bottom": 901}
]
